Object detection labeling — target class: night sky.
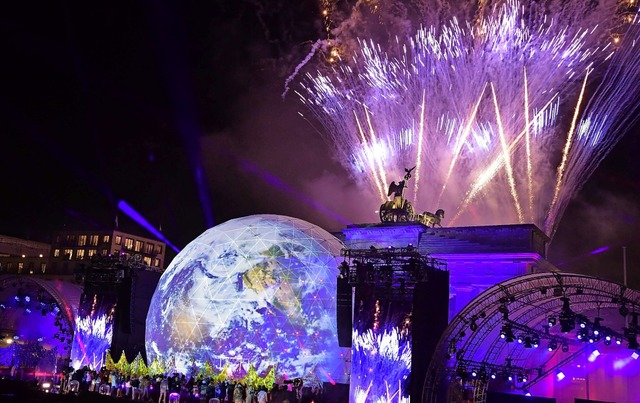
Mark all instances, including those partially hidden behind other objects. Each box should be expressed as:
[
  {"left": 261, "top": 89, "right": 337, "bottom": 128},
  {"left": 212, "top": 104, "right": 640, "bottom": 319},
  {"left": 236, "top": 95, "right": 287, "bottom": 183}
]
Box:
[{"left": 2, "top": 2, "right": 639, "bottom": 287}]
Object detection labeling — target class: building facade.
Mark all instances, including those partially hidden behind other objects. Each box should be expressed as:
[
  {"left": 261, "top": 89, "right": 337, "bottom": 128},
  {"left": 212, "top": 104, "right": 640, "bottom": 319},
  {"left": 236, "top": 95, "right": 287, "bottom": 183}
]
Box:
[{"left": 0, "top": 230, "right": 167, "bottom": 281}]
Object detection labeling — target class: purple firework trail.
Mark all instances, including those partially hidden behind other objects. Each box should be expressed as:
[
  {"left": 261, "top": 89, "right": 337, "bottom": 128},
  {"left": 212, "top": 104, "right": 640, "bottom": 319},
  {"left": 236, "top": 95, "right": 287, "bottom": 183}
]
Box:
[{"left": 294, "top": 0, "right": 640, "bottom": 237}]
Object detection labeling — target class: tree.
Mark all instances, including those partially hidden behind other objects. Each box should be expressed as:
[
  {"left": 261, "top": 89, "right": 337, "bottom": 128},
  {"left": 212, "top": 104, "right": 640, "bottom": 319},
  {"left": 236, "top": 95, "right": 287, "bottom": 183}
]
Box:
[
  {"left": 115, "top": 351, "right": 130, "bottom": 375},
  {"left": 198, "top": 360, "right": 214, "bottom": 379},
  {"left": 130, "top": 352, "right": 149, "bottom": 377},
  {"left": 105, "top": 350, "right": 116, "bottom": 371},
  {"left": 148, "top": 356, "right": 165, "bottom": 376}
]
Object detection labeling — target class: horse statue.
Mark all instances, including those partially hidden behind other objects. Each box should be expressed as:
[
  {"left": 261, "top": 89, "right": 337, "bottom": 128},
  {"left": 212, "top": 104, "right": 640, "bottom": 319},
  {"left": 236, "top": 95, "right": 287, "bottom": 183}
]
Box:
[{"left": 417, "top": 209, "right": 445, "bottom": 228}]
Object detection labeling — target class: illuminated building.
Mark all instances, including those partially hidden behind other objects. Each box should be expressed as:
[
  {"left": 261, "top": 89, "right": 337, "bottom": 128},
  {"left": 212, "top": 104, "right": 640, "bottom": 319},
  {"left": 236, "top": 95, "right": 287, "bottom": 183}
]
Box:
[{"left": 49, "top": 229, "right": 167, "bottom": 279}]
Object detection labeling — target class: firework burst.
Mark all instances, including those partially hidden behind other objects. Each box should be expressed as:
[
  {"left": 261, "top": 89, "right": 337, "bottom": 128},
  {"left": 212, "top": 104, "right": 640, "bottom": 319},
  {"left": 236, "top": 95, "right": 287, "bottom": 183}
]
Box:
[{"left": 295, "top": 0, "right": 640, "bottom": 237}]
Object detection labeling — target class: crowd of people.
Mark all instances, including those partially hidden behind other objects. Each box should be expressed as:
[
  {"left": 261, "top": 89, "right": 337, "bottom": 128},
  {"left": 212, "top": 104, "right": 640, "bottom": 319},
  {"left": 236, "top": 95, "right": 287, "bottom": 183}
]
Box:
[{"left": 58, "top": 367, "right": 322, "bottom": 403}]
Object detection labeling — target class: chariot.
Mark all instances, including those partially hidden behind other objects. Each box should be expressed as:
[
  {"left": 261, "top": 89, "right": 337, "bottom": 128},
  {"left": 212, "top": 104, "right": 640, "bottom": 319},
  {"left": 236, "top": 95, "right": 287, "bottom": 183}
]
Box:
[{"left": 379, "top": 167, "right": 444, "bottom": 227}]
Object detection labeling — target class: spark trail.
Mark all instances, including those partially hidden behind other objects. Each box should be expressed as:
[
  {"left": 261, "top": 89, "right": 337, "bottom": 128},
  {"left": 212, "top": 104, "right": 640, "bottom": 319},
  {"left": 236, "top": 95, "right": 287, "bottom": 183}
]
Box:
[{"left": 295, "top": 0, "right": 640, "bottom": 237}]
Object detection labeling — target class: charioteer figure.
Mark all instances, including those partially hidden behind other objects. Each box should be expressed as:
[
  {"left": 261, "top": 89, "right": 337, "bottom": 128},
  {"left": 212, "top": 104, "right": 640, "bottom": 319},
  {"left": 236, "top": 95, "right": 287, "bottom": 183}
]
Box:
[
  {"left": 379, "top": 166, "right": 445, "bottom": 227},
  {"left": 379, "top": 167, "right": 416, "bottom": 223}
]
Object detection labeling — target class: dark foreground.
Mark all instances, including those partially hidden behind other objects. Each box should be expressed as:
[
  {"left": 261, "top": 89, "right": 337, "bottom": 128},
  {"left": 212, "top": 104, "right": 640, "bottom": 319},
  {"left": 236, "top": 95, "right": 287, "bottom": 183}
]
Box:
[{"left": 0, "top": 379, "right": 123, "bottom": 403}]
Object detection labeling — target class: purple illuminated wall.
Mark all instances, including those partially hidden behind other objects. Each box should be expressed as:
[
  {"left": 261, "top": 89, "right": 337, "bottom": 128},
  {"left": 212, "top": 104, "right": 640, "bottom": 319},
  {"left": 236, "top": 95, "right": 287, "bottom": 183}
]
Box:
[{"left": 342, "top": 223, "right": 550, "bottom": 319}]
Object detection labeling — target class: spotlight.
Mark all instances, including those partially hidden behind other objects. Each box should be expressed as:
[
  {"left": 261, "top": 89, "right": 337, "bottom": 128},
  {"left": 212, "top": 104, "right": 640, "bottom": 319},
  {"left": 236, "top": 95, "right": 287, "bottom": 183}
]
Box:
[
  {"left": 490, "top": 373, "right": 497, "bottom": 380},
  {"left": 620, "top": 305, "right": 629, "bottom": 316},
  {"left": 532, "top": 336, "right": 540, "bottom": 348},
  {"left": 501, "top": 325, "right": 515, "bottom": 342},
  {"left": 577, "top": 328, "right": 589, "bottom": 341},
  {"left": 616, "top": 337, "right": 622, "bottom": 345},
  {"left": 455, "top": 365, "right": 468, "bottom": 379},
  {"left": 604, "top": 335, "right": 612, "bottom": 346},
  {"left": 578, "top": 316, "right": 587, "bottom": 329},
  {"left": 471, "top": 370, "right": 477, "bottom": 377},
  {"left": 548, "top": 316, "right": 556, "bottom": 327},
  {"left": 562, "top": 344, "right": 570, "bottom": 353},
  {"left": 470, "top": 319, "right": 478, "bottom": 332},
  {"left": 548, "top": 340, "right": 558, "bottom": 351},
  {"left": 557, "top": 371, "right": 565, "bottom": 381},
  {"left": 498, "top": 304, "right": 509, "bottom": 315},
  {"left": 523, "top": 336, "right": 533, "bottom": 349},
  {"left": 517, "top": 334, "right": 524, "bottom": 344},
  {"left": 559, "top": 298, "right": 575, "bottom": 333}
]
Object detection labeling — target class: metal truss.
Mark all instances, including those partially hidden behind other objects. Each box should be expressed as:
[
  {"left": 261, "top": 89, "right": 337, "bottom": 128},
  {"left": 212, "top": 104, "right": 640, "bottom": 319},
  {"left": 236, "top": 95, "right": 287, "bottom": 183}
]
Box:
[{"left": 422, "top": 272, "right": 640, "bottom": 403}]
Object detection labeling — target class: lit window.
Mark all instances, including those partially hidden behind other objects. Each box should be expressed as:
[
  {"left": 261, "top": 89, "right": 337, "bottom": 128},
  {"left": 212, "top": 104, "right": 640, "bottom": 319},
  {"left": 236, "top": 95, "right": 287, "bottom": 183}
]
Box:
[
  {"left": 64, "top": 249, "right": 73, "bottom": 260},
  {"left": 40, "top": 263, "right": 47, "bottom": 273},
  {"left": 53, "top": 249, "right": 60, "bottom": 258},
  {"left": 89, "top": 235, "right": 99, "bottom": 246},
  {"left": 153, "top": 258, "right": 160, "bottom": 267},
  {"left": 153, "top": 245, "right": 163, "bottom": 255},
  {"left": 76, "top": 249, "right": 85, "bottom": 260},
  {"left": 88, "top": 249, "right": 97, "bottom": 257},
  {"left": 134, "top": 240, "right": 143, "bottom": 252},
  {"left": 143, "top": 256, "right": 152, "bottom": 266},
  {"left": 115, "top": 235, "right": 122, "bottom": 245},
  {"left": 18, "top": 262, "right": 24, "bottom": 273},
  {"left": 78, "top": 235, "right": 87, "bottom": 246},
  {"left": 124, "top": 238, "right": 134, "bottom": 250},
  {"left": 102, "top": 249, "right": 109, "bottom": 256},
  {"left": 145, "top": 243, "right": 154, "bottom": 254},
  {"left": 103, "top": 235, "right": 110, "bottom": 243}
]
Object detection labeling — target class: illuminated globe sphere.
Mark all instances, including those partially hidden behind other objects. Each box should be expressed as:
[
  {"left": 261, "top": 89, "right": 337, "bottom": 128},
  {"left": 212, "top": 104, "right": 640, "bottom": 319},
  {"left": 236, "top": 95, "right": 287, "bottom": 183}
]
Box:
[{"left": 146, "top": 214, "right": 348, "bottom": 382}]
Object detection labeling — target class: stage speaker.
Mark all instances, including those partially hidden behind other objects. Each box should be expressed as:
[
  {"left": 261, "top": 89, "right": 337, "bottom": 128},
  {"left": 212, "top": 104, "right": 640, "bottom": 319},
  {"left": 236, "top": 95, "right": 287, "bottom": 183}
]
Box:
[
  {"left": 411, "top": 269, "right": 449, "bottom": 401},
  {"left": 323, "top": 382, "right": 349, "bottom": 403},
  {"left": 336, "top": 276, "right": 353, "bottom": 347}
]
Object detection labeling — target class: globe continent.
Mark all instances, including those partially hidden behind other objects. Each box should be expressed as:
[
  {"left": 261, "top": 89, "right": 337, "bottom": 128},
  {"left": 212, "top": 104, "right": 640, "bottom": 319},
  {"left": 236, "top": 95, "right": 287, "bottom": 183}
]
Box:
[{"left": 146, "top": 214, "right": 348, "bottom": 383}]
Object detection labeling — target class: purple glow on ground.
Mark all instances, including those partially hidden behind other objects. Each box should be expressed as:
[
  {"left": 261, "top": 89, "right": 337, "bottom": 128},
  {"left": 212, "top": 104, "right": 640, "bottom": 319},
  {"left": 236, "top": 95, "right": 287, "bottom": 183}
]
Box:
[{"left": 117, "top": 200, "right": 180, "bottom": 252}]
